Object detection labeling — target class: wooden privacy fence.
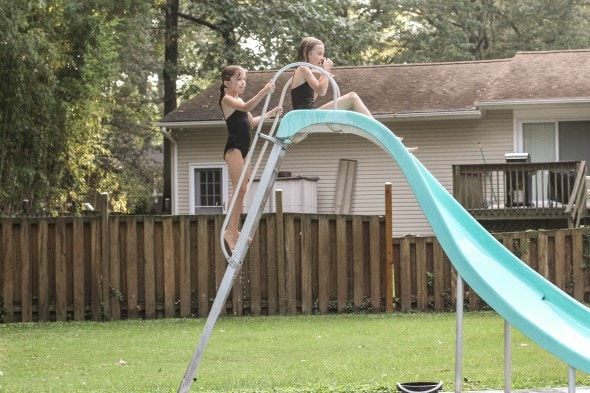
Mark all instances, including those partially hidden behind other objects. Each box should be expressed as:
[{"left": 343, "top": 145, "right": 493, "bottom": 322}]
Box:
[
  {"left": 0, "top": 207, "right": 389, "bottom": 322},
  {"left": 393, "top": 229, "right": 590, "bottom": 312},
  {"left": 1, "top": 210, "right": 589, "bottom": 323}
]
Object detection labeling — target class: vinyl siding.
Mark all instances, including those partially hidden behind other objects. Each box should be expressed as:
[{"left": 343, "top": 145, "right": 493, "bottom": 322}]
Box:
[
  {"left": 172, "top": 110, "right": 514, "bottom": 236},
  {"left": 174, "top": 127, "right": 228, "bottom": 215}
]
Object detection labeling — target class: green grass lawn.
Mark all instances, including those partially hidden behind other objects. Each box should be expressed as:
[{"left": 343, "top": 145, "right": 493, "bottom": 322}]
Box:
[{"left": 0, "top": 312, "right": 588, "bottom": 392}]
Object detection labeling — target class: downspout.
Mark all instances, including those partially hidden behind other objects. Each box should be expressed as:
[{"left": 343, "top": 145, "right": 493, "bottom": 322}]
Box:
[{"left": 160, "top": 127, "right": 178, "bottom": 215}]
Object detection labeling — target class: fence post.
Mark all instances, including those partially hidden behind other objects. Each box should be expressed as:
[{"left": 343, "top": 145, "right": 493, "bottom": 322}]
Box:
[
  {"left": 385, "top": 182, "right": 394, "bottom": 312},
  {"left": 21, "top": 199, "right": 30, "bottom": 215},
  {"left": 1, "top": 219, "right": 14, "bottom": 322},
  {"left": 100, "top": 192, "right": 111, "bottom": 321},
  {"left": 275, "top": 189, "right": 287, "bottom": 314}
]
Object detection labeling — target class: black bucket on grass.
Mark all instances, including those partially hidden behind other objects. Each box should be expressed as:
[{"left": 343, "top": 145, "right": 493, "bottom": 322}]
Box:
[{"left": 396, "top": 381, "right": 443, "bottom": 393}]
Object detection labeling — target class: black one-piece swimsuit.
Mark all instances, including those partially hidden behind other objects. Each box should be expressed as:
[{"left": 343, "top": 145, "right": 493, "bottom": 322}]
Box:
[
  {"left": 291, "top": 81, "right": 315, "bottom": 110},
  {"left": 223, "top": 110, "right": 251, "bottom": 159}
]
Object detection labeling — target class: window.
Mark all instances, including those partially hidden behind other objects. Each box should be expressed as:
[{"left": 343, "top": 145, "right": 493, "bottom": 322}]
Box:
[{"left": 190, "top": 164, "right": 227, "bottom": 214}]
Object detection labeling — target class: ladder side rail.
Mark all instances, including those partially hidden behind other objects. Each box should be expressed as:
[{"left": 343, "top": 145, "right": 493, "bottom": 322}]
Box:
[
  {"left": 177, "top": 140, "right": 290, "bottom": 393},
  {"left": 246, "top": 75, "right": 293, "bottom": 192}
]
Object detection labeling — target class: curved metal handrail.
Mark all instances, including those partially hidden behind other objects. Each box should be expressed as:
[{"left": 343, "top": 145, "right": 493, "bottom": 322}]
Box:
[{"left": 220, "top": 62, "right": 340, "bottom": 259}]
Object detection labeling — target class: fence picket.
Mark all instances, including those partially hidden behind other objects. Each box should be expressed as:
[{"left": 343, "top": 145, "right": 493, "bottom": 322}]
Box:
[
  {"left": 20, "top": 220, "right": 32, "bottom": 322},
  {"left": 555, "top": 230, "right": 566, "bottom": 290},
  {"left": 109, "top": 216, "right": 121, "bottom": 320},
  {"left": 250, "top": 229, "right": 262, "bottom": 316},
  {"left": 72, "top": 218, "right": 85, "bottom": 321},
  {"left": 369, "top": 216, "right": 381, "bottom": 313},
  {"left": 284, "top": 214, "right": 297, "bottom": 314},
  {"left": 336, "top": 216, "right": 347, "bottom": 312},
  {"left": 572, "top": 229, "right": 585, "bottom": 300},
  {"left": 432, "top": 239, "right": 445, "bottom": 311},
  {"left": 352, "top": 216, "right": 364, "bottom": 311},
  {"left": 2, "top": 219, "right": 14, "bottom": 322},
  {"left": 127, "top": 217, "right": 139, "bottom": 319},
  {"left": 162, "top": 217, "right": 175, "bottom": 318},
  {"left": 195, "top": 216, "right": 209, "bottom": 317},
  {"left": 301, "top": 215, "right": 313, "bottom": 314},
  {"left": 266, "top": 215, "right": 279, "bottom": 316},
  {"left": 143, "top": 217, "right": 156, "bottom": 319},
  {"left": 399, "top": 237, "right": 411, "bottom": 312},
  {"left": 179, "top": 215, "right": 191, "bottom": 317},
  {"left": 55, "top": 220, "right": 67, "bottom": 321},
  {"left": 37, "top": 220, "right": 49, "bottom": 321},
  {"left": 415, "top": 237, "right": 427, "bottom": 311}
]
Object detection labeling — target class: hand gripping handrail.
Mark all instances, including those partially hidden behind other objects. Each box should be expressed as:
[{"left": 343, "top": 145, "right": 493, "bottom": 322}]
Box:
[{"left": 219, "top": 62, "right": 340, "bottom": 261}]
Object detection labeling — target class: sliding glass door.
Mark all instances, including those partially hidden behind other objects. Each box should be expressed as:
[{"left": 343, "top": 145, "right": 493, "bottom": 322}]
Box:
[{"left": 522, "top": 120, "right": 590, "bottom": 206}]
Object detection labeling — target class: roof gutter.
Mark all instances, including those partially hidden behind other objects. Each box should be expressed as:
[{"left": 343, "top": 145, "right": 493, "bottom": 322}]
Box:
[
  {"left": 375, "top": 109, "right": 482, "bottom": 122},
  {"left": 476, "top": 97, "right": 590, "bottom": 110}
]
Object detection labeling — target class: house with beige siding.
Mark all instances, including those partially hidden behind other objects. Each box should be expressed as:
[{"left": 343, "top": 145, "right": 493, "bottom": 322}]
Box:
[{"left": 157, "top": 49, "right": 590, "bottom": 236}]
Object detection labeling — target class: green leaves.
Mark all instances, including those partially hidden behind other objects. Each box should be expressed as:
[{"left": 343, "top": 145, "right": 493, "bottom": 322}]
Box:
[
  {"left": 2, "top": 0, "right": 589, "bottom": 215},
  {"left": 0, "top": 0, "right": 162, "bottom": 215}
]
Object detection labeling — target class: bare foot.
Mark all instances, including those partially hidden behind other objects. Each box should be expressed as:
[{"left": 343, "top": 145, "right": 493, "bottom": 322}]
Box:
[
  {"left": 223, "top": 230, "right": 238, "bottom": 252},
  {"left": 224, "top": 231, "right": 253, "bottom": 252}
]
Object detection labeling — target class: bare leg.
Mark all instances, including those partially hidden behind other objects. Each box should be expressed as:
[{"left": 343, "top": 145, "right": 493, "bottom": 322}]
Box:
[
  {"left": 318, "top": 92, "right": 372, "bottom": 117},
  {"left": 224, "top": 149, "right": 248, "bottom": 251},
  {"left": 318, "top": 93, "right": 405, "bottom": 142}
]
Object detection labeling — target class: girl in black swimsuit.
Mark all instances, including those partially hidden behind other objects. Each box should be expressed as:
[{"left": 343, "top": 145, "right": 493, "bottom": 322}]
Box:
[
  {"left": 291, "top": 37, "right": 415, "bottom": 150},
  {"left": 291, "top": 37, "right": 372, "bottom": 115},
  {"left": 219, "top": 65, "right": 282, "bottom": 251}
]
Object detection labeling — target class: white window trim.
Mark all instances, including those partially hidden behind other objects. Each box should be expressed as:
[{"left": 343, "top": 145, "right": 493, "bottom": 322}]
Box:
[{"left": 188, "top": 163, "right": 228, "bottom": 214}]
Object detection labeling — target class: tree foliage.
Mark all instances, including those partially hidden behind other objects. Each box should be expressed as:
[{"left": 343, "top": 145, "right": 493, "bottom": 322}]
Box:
[
  {"left": 388, "top": 0, "right": 590, "bottom": 63},
  {"left": 175, "top": 0, "right": 384, "bottom": 97},
  {"left": 0, "top": 1, "right": 65, "bottom": 214},
  {"left": 0, "top": 0, "right": 162, "bottom": 215},
  {"left": 1, "top": 0, "right": 589, "bottom": 215}
]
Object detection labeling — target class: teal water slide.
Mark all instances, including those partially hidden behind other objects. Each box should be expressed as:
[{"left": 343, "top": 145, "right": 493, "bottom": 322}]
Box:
[
  {"left": 178, "top": 107, "right": 590, "bottom": 392},
  {"left": 274, "top": 109, "right": 590, "bottom": 374}
]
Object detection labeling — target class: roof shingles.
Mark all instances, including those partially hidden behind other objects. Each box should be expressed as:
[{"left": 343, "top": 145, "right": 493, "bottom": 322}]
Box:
[{"left": 159, "top": 49, "right": 590, "bottom": 124}]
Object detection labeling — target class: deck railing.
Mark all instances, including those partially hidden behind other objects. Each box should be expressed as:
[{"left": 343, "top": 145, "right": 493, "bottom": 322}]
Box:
[{"left": 452, "top": 160, "right": 587, "bottom": 228}]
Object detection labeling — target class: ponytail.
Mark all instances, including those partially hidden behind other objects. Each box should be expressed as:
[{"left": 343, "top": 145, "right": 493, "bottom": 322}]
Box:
[{"left": 219, "top": 65, "right": 245, "bottom": 107}]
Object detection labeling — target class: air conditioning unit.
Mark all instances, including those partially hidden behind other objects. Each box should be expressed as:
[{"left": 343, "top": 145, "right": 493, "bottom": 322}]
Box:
[
  {"left": 243, "top": 175, "right": 319, "bottom": 213},
  {"left": 504, "top": 152, "right": 530, "bottom": 162}
]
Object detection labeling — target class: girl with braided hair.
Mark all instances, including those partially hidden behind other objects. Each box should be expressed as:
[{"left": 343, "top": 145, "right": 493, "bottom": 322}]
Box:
[{"left": 219, "top": 65, "right": 282, "bottom": 251}]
